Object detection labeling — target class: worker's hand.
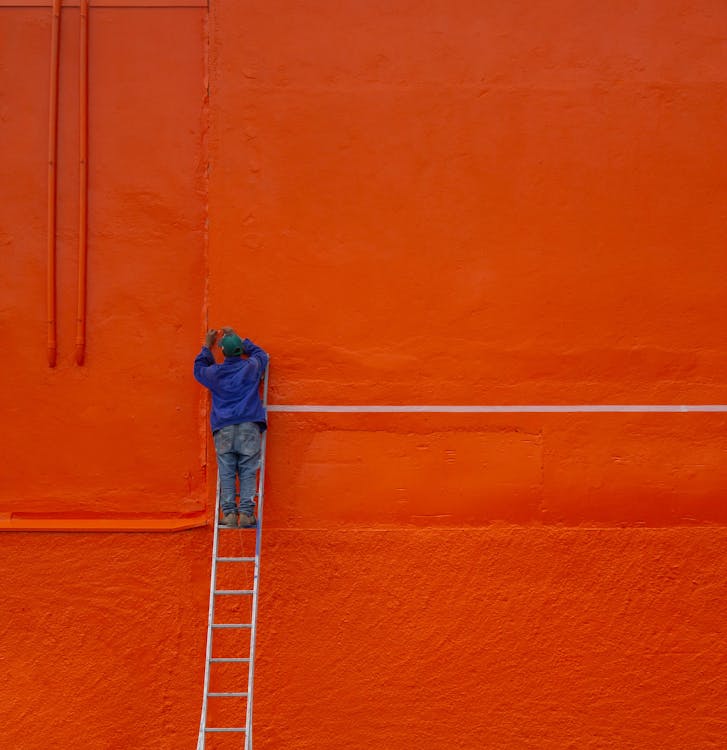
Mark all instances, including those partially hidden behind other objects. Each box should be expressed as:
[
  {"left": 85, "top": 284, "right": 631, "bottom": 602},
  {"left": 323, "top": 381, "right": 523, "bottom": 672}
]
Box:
[
  {"left": 220, "top": 326, "right": 235, "bottom": 336},
  {"left": 204, "top": 329, "right": 219, "bottom": 348}
]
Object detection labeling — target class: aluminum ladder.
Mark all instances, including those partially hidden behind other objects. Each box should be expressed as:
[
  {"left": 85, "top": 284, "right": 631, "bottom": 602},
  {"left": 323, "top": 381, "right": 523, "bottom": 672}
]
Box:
[{"left": 197, "top": 365, "right": 270, "bottom": 749}]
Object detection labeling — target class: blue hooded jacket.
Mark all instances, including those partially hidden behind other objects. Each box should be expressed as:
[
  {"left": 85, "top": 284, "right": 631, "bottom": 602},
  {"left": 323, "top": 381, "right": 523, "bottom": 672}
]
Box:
[{"left": 193, "top": 338, "right": 269, "bottom": 432}]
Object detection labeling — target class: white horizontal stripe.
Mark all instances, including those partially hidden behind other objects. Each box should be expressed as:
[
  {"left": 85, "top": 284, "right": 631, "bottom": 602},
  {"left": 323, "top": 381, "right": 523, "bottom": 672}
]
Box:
[{"left": 268, "top": 404, "right": 727, "bottom": 413}]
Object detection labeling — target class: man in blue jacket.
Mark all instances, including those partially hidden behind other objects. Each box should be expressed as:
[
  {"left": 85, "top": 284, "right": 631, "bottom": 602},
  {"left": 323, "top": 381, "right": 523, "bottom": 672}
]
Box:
[{"left": 194, "top": 327, "right": 269, "bottom": 528}]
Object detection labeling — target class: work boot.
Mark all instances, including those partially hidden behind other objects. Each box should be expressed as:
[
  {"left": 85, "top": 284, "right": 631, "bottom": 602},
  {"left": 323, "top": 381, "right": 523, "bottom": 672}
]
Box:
[
  {"left": 219, "top": 512, "right": 238, "bottom": 528},
  {"left": 238, "top": 512, "right": 257, "bottom": 529}
]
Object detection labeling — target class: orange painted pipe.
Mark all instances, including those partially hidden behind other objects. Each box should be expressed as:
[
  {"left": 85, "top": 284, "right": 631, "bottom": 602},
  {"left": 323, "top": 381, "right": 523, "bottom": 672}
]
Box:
[
  {"left": 47, "top": 0, "right": 62, "bottom": 368},
  {"left": 76, "top": 0, "right": 89, "bottom": 366},
  {"left": 0, "top": 512, "right": 207, "bottom": 533}
]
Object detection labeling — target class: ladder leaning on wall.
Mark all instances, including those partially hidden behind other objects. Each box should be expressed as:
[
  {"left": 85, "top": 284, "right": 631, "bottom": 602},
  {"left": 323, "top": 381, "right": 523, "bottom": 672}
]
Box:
[{"left": 197, "top": 364, "right": 270, "bottom": 750}]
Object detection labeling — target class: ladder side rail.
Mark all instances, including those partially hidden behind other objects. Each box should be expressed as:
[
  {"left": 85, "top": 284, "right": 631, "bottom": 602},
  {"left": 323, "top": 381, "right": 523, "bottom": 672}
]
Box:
[
  {"left": 245, "top": 362, "right": 270, "bottom": 750},
  {"left": 196, "top": 474, "right": 222, "bottom": 750}
]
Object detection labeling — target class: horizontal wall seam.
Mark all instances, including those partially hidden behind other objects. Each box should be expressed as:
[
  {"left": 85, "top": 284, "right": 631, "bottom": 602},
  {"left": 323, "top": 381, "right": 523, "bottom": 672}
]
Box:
[{"left": 267, "top": 404, "right": 727, "bottom": 413}]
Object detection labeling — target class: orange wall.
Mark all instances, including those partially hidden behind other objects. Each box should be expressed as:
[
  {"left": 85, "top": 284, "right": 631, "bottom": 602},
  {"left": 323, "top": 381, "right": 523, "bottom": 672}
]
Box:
[
  {"left": 211, "top": 0, "right": 727, "bottom": 525},
  {"left": 2, "top": 1, "right": 727, "bottom": 748},
  {"left": 2, "top": 527, "right": 727, "bottom": 749},
  {"left": 0, "top": 4, "right": 207, "bottom": 516}
]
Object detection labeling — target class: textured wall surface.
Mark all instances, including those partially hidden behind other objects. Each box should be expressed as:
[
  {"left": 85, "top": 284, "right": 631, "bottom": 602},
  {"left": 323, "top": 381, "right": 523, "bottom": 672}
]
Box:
[
  {"left": 209, "top": 0, "right": 727, "bottom": 520},
  {"left": 1, "top": 1, "right": 727, "bottom": 748},
  {"left": 0, "top": 5, "right": 207, "bottom": 515},
  {"left": 264, "top": 412, "right": 727, "bottom": 526},
  {"left": 2, "top": 528, "right": 727, "bottom": 749}
]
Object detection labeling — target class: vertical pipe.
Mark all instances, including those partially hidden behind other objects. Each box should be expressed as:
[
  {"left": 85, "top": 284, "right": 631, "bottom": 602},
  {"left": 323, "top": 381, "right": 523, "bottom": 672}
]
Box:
[
  {"left": 76, "top": 0, "right": 89, "bottom": 365},
  {"left": 47, "top": 0, "right": 62, "bottom": 367}
]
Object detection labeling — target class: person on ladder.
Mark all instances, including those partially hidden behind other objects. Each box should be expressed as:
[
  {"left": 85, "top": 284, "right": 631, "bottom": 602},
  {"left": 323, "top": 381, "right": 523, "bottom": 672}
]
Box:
[{"left": 194, "top": 326, "right": 269, "bottom": 528}]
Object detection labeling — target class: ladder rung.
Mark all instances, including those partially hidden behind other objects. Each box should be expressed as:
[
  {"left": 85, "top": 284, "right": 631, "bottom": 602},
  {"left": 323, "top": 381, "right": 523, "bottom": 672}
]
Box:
[
  {"left": 212, "top": 623, "right": 252, "bottom": 629},
  {"left": 214, "top": 590, "right": 254, "bottom": 595},
  {"left": 216, "top": 557, "right": 256, "bottom": 562},
  {"left": 205, "top": 727, "right": 247, "bottom": 733},
  {"left": 210, "top": 657, "right": 251, "bottom": 663},
  {"left": 207, "top": 692, "right": 249, "bottom": 697},
  {"left": 218, "top": 525, "right": 256, "bottom": 530}
]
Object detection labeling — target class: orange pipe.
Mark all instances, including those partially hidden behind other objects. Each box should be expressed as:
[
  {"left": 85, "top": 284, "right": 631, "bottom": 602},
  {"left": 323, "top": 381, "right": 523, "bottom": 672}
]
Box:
[
  {"left": 0, "top": 512, "right": 208, "bottom": 534},
  {"left": 76, "top": 0, "right": 89, "bottom": 366},
  {"left": 47, "top": 0, "right": 62, "bottom": 368}
]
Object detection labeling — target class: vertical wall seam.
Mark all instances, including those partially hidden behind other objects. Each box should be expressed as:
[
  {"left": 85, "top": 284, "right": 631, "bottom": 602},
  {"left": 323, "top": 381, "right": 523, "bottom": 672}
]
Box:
[{"left": 200, "top": 0, "right": 211, "bottom": 515}]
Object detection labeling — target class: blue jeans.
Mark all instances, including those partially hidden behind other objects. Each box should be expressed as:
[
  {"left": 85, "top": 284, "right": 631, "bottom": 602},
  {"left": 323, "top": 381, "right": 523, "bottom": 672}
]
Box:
[{"left": 213, "top": 422, "right": 262, "bottom": 515}]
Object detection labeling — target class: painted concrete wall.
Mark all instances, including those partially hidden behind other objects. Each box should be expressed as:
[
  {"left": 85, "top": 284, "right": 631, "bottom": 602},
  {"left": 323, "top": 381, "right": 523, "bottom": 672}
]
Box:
[
  {"left": 212, "top": 0, "right": 727, "bottom": 526},
  {"left": 3, "top": 528, "right": 727, "bottom": 748},
  {"left": 1, "top": 1, "right": 726, "bottom": 748},
  {"left": 0, "top": 3, "right": 207, "bottom": 517}
]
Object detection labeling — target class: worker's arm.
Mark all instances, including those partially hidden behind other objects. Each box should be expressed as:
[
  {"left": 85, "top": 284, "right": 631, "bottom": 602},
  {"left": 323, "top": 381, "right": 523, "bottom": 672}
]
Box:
[
  {"left": 193, "top": 330, "right": 219, "bottom": 387},
  {"left": 242, "top": 338, "right": 269, "bottom": 378}
]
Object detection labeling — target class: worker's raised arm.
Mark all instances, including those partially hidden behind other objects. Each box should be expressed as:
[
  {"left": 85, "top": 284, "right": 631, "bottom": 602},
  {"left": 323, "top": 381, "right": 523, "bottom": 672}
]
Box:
[
  {"left": 243, "top": 338, "right": 269, "bottom": 378},
  {"left": 193, "top": 330, "right": 219, "bottom": 388}
]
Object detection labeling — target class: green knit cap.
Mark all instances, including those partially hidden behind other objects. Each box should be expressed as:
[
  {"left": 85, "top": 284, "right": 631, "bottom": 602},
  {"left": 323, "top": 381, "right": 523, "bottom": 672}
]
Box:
[{"left": 220, "top": 333, "right": 244, "bottom": 357}]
